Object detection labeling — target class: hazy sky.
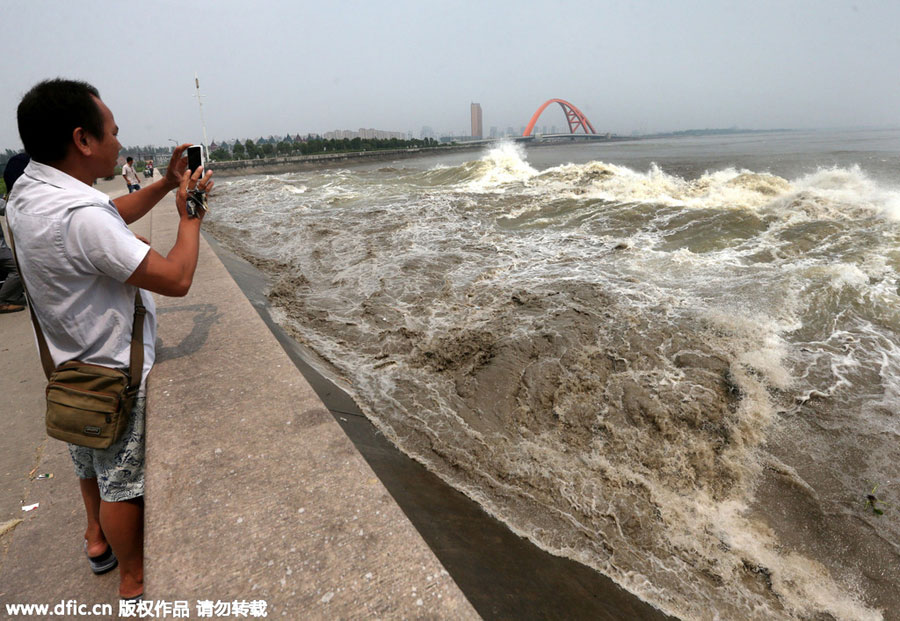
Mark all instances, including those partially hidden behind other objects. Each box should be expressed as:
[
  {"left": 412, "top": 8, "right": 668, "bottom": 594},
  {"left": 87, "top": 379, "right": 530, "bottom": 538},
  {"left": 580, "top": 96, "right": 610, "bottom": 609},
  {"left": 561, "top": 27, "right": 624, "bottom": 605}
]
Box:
[{"left": 3, "top": 0, "right": 899, "bottom": 149}]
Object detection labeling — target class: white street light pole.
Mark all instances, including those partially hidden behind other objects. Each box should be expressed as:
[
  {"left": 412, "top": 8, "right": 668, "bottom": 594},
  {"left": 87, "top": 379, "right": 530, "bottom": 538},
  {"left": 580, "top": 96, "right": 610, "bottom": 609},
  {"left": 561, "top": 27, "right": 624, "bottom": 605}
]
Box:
[{"left": 193, "top": 73, "right": 210, "bottom": 161}]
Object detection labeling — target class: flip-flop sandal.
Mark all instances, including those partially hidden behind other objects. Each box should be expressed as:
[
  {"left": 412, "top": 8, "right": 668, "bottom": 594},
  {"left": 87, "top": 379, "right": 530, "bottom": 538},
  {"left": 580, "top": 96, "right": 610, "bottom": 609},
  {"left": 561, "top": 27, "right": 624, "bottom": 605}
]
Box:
[{"left": 83, "top": 539, "right": 118, "bottom": 575}]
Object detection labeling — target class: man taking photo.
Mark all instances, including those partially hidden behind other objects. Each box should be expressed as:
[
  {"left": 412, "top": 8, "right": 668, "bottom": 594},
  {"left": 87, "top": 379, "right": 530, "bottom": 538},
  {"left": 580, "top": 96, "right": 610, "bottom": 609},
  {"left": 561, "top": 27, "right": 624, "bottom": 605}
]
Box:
[{"left": 6, "top": 78, "right": 213, "bottom": 600}]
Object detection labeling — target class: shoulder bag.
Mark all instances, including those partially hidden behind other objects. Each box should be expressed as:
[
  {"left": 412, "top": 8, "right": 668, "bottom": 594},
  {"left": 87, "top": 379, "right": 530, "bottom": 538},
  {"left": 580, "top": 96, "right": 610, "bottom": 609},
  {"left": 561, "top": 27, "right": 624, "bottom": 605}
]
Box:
[{"left": 7, "top": 225, "right": 145, "bottom": 449}]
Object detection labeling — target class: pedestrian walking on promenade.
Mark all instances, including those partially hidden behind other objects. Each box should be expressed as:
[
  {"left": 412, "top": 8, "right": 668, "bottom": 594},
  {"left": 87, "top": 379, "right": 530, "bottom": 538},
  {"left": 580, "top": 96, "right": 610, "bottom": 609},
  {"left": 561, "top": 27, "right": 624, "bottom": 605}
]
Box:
[{"left": 122, "top": 156, "right": 141, "bottom": 193}]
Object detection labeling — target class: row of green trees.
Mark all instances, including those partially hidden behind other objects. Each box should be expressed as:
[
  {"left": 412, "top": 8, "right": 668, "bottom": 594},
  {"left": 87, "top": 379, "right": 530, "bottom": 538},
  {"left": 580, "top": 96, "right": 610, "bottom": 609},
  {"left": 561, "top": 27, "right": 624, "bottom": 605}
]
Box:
[{"left": 210, "top": 136, "right": 446, "bottom": 162}]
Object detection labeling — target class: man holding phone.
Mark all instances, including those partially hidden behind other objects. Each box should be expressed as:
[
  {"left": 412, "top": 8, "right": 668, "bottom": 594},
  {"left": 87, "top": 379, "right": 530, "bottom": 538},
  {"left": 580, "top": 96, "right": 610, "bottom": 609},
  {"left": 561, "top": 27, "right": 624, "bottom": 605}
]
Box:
[{"left": 7, "top": 78, "right": 213, "bottom": 600}]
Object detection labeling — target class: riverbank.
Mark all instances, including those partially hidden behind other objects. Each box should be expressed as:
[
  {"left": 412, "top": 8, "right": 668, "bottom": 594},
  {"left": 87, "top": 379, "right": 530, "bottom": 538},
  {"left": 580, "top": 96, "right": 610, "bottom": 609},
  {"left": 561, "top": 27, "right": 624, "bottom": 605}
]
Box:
[
  {"left": 202, "top": 143, "right": 488, "bottom": 177},
  {"left": 168, "top": 136, "right": 663, "bottom": 178}
]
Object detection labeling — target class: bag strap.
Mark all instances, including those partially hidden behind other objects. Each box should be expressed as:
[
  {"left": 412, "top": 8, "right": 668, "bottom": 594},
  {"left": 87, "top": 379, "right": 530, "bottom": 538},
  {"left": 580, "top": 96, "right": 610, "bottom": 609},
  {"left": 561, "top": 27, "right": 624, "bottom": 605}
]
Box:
[
  {"left": 129, "top": 292, "right": 146, "bottom": 393},
  {"left": 7, "top": 224, "right": 146, "bottom": 387}
]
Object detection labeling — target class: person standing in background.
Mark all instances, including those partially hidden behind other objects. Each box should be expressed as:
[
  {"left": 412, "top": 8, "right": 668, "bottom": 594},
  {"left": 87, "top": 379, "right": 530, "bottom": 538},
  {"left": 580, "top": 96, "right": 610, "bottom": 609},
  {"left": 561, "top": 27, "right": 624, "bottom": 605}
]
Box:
[
  {"left": 0, "top": 153, "right": 29, "bottom": 313},
  {"left": 122, "top": 156, "right": 140, "bottom": 193}
]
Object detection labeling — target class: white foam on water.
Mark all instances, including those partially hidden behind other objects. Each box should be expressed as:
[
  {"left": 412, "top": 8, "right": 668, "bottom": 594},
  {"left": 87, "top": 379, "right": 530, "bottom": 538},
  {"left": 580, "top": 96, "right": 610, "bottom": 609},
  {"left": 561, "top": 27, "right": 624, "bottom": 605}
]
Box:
[
  {"left": 822, "top": 263, "right": 871, "bottom": 291},
  {"left": 476, "top": 147, "right": 900, "bottom": 230},
  {"left": 281, "top": 184, "right": 308, "bottom": 195},
  {"left": 766, "top": 165, "right": 900, "bottom": 223},
  {"left": 463, "top": 141, "right": 538, "bottom": 192},
  {"left": 530, "top": 161, "right": 793, "bottom": 211}
]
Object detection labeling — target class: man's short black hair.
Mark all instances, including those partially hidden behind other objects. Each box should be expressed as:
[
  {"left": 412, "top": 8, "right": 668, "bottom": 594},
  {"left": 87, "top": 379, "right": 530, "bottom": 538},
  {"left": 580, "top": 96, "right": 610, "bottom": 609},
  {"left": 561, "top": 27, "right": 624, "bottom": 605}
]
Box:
[{"left": 17, "top": 78, "right": 105, "bottom": 164}]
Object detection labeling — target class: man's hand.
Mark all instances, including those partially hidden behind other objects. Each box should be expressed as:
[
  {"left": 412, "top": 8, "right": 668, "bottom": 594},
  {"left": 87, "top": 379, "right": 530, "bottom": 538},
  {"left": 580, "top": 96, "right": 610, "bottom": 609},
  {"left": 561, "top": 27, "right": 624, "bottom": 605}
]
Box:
[
  {"left": 175, "top": 165, "right": 214, "bottom": 221},
  {"left": 125, "top": 153, "right": 211, "bottom": 297},
  {"left": 164, "top": 143, "right": 193, "bottom": 190}
]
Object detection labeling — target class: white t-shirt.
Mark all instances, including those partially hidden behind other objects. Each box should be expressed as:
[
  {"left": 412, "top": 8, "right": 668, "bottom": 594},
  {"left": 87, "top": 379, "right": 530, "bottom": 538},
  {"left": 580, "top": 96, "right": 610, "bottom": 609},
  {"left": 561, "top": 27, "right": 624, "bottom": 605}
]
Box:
[
  {"left": 6, "top": 161, "right": 157, "bottom": 392},
  {"left": 123, "top": 162, "right": 139, "bottom": 185}
]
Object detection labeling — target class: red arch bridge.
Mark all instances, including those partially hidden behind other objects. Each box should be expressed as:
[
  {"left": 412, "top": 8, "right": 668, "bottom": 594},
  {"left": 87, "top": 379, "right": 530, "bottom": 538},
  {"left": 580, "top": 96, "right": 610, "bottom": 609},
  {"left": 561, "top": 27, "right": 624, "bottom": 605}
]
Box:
[{"left": 522, "top": 99, "right": 606, "bottom": 139}]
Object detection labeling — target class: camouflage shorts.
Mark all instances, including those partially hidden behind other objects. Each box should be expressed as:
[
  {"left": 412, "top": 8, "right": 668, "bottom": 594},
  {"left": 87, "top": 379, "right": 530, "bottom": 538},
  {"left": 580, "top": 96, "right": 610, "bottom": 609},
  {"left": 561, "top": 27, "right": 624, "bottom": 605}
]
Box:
[{"left": 68, "top": 396, "right": 145, "bottom": 502}]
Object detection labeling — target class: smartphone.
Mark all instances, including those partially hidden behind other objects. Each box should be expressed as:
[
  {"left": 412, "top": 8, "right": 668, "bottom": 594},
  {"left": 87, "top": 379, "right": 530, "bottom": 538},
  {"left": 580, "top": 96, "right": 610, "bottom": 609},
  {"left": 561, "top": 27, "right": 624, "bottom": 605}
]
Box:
[{"left": 187, "top": 145, "right": 203, "bottom": 174}]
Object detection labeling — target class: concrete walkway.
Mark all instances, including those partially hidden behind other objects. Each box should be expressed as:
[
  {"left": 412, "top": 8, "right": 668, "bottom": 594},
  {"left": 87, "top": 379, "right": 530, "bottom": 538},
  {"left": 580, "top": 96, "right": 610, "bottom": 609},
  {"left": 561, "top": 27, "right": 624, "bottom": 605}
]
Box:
[{"left": 0, "top": 173, "right": 477, "bottom": 619}]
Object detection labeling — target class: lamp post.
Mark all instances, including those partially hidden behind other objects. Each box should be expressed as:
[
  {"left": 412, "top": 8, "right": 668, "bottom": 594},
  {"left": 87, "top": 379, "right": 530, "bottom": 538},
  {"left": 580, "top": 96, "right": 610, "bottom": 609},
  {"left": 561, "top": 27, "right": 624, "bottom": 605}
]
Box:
[{"left": 193, "top": 73, "right": 210, "bottom": 162}]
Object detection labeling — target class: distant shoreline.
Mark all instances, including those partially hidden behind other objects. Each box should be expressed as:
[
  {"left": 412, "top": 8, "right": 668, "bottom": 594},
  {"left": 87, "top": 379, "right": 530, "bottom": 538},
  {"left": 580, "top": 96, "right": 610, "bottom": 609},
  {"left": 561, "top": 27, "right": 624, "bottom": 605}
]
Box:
[
  {"left": 198, "top": 143, "right": 486, "bottom": 177},
  {"left": 157, "top": 127, "right": 804, "bottom": 178}
]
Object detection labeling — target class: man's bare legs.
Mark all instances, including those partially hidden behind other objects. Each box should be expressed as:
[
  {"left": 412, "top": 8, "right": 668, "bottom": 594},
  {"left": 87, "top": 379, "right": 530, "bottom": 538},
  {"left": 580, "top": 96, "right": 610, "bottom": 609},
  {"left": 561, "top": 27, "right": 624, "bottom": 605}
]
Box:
[
  {"left": 78, "top": 478, "right": 144, "bottom": 597},
  {"left": 78, "top": 478, "right": 108, "bottom": 557},
  {"left": 100, "top": 497, "right": 144, "bottom": 598}
]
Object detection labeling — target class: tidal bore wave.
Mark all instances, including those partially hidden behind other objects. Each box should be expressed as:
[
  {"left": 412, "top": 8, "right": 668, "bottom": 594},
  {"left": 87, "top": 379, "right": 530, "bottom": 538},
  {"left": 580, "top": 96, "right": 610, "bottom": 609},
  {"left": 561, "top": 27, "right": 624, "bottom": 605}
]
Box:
[{"left": 206, "top": 142, "right": 900, "bottom": 620}]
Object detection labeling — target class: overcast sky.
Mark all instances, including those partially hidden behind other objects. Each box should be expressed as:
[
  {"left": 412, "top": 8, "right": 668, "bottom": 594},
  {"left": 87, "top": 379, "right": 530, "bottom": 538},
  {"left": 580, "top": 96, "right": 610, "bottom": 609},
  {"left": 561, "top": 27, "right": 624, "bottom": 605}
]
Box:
[{"left": 2, "top": 0, "right": 899, "bottom": 149}]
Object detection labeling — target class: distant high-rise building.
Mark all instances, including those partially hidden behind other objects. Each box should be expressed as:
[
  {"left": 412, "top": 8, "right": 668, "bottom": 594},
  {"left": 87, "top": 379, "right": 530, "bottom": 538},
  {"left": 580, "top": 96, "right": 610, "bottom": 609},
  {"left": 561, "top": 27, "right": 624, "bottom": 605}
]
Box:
[{"left": 470, "top": 103, "right": 483, "bottom": 139}]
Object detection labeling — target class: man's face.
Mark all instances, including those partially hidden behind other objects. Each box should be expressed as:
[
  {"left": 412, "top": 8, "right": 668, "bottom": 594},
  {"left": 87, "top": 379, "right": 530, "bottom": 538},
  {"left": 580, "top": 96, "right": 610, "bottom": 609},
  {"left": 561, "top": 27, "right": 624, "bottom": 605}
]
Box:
[{"left": 90, "top": 96, "right": 121, "bottom": 177}]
